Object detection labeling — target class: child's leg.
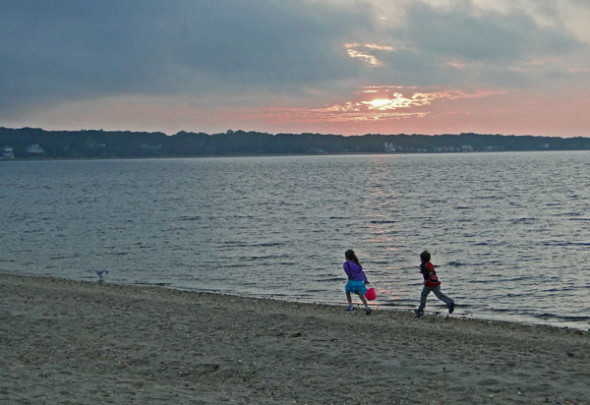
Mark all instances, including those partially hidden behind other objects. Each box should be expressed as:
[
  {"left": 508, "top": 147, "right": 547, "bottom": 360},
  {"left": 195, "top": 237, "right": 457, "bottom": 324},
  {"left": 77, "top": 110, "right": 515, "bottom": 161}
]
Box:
[
  {"left": 346, "top": 292, "right": 352, "bottom": 304},
  {"left": 432, "top": 286, "right": 453, "bottom": 306},
  {"left": 359, "top": 294, "right": 369, "bottom": 306},
  {"left": 418, "top": 286, "right": 431, "bottom": 311},
  {"left": 359, "top": 294, "right": 372, "bottom": 315},
  {"left": 344, "top": 292, "right": 355, "bottom": 311}
]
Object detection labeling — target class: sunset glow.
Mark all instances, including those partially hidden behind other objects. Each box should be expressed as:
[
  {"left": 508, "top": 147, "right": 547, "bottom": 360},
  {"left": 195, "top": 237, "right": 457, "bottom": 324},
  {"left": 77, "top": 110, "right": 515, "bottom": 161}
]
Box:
[
  {"left": 367, "top": 98, "right": 392, "bottom": 109},
  {"left": 2, "top": 1, "right": 589, "bottom": 137}
]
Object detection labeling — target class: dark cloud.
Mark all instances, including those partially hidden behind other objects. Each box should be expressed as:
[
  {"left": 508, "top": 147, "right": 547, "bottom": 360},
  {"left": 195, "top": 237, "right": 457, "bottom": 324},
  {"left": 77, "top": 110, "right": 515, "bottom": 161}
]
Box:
[
  {"left": 377, "top": 2, "right": 584, "bottom": 88},
  {"left": 400, "top": 3, "right": 578, "bottom": 62},
  {"left": 1, "top": 0, "right": 587, "bottom": 123},
  {"left": 0, "top": 0, "right": 369, "bottom": 116}
]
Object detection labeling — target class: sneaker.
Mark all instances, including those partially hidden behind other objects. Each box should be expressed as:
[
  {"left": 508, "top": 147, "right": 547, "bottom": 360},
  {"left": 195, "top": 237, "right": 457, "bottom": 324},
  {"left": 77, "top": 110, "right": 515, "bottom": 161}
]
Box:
[
  {"left": 414, "top": 309, "right": 424, "bottom": 317},
  {"left": 448, "top": 302, "right": 455, "bottom": 314},
  {"left": 346, "top": 304, "right": 355, "bottom": 312},
  {"left": 365, "top": 307, "right": 372, "bottom": 315}
]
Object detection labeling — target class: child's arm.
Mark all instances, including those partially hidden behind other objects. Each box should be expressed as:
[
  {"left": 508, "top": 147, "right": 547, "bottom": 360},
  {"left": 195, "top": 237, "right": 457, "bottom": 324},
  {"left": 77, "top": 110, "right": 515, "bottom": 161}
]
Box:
[{"left": 343, "top": 262, "right": 353, "bottom": 279}]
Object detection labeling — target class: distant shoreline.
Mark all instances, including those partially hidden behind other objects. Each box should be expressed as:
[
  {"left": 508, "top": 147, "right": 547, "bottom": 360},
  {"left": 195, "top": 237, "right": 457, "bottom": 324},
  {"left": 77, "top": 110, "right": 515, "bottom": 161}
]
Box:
[
  {"left": 2, "top": 127, "right": 589, "bottom": 160},
  {"left": 2, "top": 149, "right": 589, "bottom": 162}
]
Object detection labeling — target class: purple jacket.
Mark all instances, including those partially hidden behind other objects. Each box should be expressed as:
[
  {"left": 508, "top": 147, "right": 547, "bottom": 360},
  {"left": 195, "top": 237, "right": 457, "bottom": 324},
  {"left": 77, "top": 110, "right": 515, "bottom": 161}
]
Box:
[{"left": 343, "top": 260, "right": 368, "bottom": 283}]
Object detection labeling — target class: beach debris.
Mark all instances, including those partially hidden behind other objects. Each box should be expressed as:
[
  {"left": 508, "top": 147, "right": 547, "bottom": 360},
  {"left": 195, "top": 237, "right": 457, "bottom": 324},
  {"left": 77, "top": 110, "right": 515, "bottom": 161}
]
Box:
[{"left": 96, "top": 269, "right": 109, "bottom": 281}]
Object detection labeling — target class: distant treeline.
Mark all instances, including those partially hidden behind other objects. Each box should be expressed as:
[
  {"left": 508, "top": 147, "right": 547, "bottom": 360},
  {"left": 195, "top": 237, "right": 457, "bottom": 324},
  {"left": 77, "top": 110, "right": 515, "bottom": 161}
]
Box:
[{"left": 1, "top": 127, "right": 589, "bottom": 159}]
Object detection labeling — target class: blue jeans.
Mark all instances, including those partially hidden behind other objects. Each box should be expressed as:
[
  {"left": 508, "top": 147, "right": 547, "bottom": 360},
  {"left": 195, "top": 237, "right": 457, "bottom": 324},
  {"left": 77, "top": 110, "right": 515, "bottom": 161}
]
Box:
[{"left": 418, "top": 285, "right": 453, "bottom": 311}]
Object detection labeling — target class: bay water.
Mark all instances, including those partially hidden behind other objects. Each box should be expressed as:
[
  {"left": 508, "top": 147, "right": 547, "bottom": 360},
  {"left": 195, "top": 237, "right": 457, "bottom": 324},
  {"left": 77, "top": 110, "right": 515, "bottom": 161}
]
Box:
[{"left": 1, "top": 151, "right": 589, "bottom": 330}]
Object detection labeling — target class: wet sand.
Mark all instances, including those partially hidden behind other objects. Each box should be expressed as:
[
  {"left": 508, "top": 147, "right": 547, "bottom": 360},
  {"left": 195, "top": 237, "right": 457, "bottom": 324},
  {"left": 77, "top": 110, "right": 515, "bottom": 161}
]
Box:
[{"left": 1, "top": 273, "right": 588, "bottom": 404}]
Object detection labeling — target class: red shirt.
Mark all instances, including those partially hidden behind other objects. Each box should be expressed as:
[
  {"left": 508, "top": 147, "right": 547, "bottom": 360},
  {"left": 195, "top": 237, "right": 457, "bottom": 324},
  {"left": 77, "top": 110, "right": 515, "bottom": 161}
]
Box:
[{"left": 420, "top": 261, "right": 441, "bottom": 287}]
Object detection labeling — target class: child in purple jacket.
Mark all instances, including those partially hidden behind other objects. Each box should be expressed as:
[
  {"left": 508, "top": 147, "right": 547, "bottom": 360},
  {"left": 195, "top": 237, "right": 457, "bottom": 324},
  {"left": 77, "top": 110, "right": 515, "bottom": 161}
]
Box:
[{"left": 343, "top": 249, "right": 372, "bottom": 315}]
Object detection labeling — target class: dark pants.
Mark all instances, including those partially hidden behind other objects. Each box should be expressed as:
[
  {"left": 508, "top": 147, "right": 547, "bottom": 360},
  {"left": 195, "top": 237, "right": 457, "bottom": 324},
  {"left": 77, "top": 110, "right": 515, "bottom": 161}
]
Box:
[{"left": 418, "top": 285, "right": 453, "bottom": 311}]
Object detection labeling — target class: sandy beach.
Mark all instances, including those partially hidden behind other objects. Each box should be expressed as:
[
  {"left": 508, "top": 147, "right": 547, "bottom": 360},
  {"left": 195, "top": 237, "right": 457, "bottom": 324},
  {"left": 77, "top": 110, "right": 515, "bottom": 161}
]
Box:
[{"left": 1, "top": 273, "right": 588, "bottom": 404}]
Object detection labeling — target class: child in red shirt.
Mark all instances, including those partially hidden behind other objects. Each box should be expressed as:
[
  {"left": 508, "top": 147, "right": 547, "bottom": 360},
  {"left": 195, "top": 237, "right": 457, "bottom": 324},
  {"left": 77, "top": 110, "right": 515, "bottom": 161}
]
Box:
[{"left": 415, "top": 250, "right": 455, "bottom": 317}]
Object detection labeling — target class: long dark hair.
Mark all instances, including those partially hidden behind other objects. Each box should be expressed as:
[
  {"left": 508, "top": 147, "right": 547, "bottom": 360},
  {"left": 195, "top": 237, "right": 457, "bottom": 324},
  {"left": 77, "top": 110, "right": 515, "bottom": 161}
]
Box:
[{"left": 345, "top": 249, "right": 360, "bottom": 265}]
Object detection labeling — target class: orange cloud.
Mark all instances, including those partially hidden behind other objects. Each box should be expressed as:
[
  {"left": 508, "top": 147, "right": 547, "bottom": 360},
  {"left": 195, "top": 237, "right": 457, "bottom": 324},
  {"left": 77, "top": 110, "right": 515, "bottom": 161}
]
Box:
[
  {"left": 243, "top": 86, "right": 504, "bottom": 124},
  {"left": 446, "top": 60, "right": 467, "bottom": 69}
]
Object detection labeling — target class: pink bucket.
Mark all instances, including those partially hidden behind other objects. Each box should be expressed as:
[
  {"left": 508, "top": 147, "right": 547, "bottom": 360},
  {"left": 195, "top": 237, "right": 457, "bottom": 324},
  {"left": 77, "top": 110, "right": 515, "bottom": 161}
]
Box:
[{"left": 365, "top": 287, "right": 377, "bottom": 301}]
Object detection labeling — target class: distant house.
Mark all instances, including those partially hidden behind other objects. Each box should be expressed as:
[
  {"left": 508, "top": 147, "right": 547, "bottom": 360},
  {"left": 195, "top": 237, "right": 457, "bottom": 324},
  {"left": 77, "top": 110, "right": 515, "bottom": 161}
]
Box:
[
  {"left": 26, "top": 144, "right": 45, "bottom": 155},
  {"left": 86, "top": 138, "right": 106, "bottom": 149},
  {"left": 384, "top": 142, "right": 397, "bottom": 152},
  {"left": 2, "top": 146, "right": 14, "bottom": 159},
  {"left": 140, "top": 143, "right": 162, "bottom": 152}
]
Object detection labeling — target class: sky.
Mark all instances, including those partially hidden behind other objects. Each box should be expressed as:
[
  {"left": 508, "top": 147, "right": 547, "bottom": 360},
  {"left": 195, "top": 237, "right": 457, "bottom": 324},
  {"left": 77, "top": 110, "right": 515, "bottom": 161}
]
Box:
[{"left": 2, "top": 0, "right": 590, "bottom": 137}]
